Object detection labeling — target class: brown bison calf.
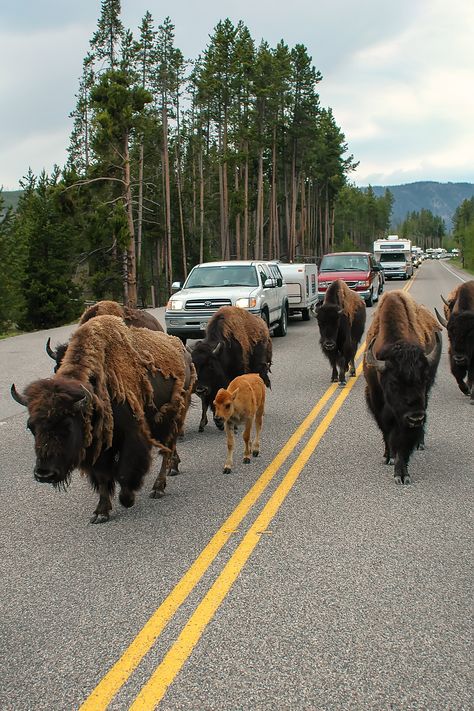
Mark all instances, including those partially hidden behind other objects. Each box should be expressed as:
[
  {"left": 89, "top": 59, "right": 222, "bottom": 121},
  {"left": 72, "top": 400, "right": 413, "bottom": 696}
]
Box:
[{"left": 213, "top": 374, "right": 266, "bottom": 474}]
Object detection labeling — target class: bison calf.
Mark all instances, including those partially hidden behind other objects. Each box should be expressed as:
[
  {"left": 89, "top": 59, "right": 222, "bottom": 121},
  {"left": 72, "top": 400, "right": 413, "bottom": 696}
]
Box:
[{"left": 213, "top": 374, "right": 266, "bottom": 474}]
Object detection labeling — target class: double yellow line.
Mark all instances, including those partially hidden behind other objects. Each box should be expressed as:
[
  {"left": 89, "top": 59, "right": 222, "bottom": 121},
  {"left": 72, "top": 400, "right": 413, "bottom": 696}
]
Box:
[{"left": 82, "top": 277, "right": 418, "bottom": 709}]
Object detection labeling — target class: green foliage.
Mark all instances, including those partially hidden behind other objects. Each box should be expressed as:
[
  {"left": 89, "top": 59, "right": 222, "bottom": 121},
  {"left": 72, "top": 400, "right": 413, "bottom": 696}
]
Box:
[
  {"left": 14, "top": 173, "right": 82, "bottom": 330},
  {"left": 334, "top": 185, "right": 393, "bottom": 249},
  {"left": 452, "top": 197, "right": 474, "bottom": 270},
  {"left": 398, "top": 208, "right": 445, "bottom": 250}
]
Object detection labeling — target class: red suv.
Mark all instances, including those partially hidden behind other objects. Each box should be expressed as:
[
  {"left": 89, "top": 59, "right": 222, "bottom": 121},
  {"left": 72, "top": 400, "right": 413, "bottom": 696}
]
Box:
[{"left": 317, "top": 251, "right": 384, "bottom": 307}]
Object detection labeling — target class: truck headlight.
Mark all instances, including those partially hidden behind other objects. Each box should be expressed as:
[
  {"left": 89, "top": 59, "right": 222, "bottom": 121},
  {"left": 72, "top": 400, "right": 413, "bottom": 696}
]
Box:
[
  {"left": 356, "top": 280, "right": 370, "bottom": 287},
  {"left": 235, "top": 297, "right": 257, "bottom": 308},
  {"left": 318, "top": 281, "right": 330, "bottom": 288},
  {"left": 167, "top": 299, "right": 184, "bottom": 310}
]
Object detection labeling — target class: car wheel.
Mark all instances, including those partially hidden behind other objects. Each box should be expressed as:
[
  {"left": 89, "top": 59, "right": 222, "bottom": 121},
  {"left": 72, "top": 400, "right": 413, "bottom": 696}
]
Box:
[
  {"left": 179, "top": 336, "right": 187, "bottom": 345},
  {"left": 261, "top": 309, "right": 270, "bottom": 328},
  {"left": 274, "top": 305, "right": 288, "bottom": 337},
  {"left": 365, "top": 290, "right": 374, "bottom": 307},
  {"left": 301, "top": 308, "right": 310, "bottom": 321}
]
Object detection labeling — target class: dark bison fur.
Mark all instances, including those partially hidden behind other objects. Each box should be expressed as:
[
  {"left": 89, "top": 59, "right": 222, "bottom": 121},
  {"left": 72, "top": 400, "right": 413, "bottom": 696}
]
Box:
[
  {"left": 191, "top": 306, "right": 272, "bottom": 432},
  {"left": 436, "top": 281, "right": 474, "bottom": 402}
]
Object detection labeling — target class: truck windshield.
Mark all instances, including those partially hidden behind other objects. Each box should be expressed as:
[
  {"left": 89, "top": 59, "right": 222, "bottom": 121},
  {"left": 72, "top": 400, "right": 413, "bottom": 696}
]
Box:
[
  {"left": 380, "top": 253, "right": 406, "bottom": 263},
  {"left": 185, "top": 265, "right": 259, "bottom": 288},
  {"left": 320, "top": 255, "right": 369, "bottom": 271}
]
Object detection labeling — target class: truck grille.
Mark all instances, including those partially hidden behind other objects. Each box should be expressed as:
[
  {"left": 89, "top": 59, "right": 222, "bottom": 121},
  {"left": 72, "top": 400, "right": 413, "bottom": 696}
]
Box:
[
  {"left": 185, "top": 298, "right": 232, "bottom": 310},
  {"left": 344, "top": 281, "right": 358, "bottom": 289}
]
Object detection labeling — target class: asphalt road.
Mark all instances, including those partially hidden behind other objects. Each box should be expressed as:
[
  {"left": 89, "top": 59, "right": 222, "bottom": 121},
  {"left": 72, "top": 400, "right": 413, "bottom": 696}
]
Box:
[{"left": 0, "top": 260, "right": 471, "bottom": 710}]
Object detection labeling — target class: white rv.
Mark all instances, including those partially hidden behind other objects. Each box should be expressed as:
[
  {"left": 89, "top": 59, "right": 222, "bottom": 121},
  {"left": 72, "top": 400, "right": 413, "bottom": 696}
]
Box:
[
  {"left": 373, "top": 236, "right": 414, "bottom": 280},
  {"left": 278, "top": 262, "right": 318, "bottom": 320}
]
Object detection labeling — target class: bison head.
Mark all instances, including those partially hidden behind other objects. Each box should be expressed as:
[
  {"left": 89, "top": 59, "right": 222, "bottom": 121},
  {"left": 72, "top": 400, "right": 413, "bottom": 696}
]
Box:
[
  {"left": 11, "top": 378, "right": 91, "bottom": 488},
  {"left": 366, "top": 333, "right": 441, "bottom": 428},
  {"left": 315, "top": 303, "right": 343, "bottom": 352},
  {"left": 45, "top": 338, "right": 68, "bottom": 373},
  {"left": 191, "top": 341, "right": 229, "bottom": 404},
  {"left": 447, "top": 311, "right": 474, "bottom": 366}
]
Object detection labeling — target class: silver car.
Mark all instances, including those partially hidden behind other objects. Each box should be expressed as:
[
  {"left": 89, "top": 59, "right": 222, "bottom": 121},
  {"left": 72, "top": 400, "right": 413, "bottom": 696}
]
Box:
[{"left": 165, "top": 260, "right": 289, "bottom": 344}]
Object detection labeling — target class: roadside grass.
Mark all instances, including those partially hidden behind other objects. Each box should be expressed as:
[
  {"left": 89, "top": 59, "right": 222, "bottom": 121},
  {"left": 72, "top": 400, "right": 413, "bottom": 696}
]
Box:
[{"left": 450, "top": 258, "right": 474, "bottom": 276}]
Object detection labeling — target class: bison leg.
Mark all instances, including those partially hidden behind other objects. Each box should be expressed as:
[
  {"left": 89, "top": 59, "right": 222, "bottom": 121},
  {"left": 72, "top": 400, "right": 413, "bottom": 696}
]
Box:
[
  {"left": 168, "top": 447, "right": 181, "bottom": 476},
  {"left": 252, "top": 406, "right": 264, "bottom": 458},
  {"left": 198, "top": 395, "right": 209, "bottom": 432},
  {"left": 150, "top": 452, "right": 169, "bottom": 498},
  {"left": 337, "top": 355, "right": 347, "bottom": 386},
  {"left": 90, "top": 477, "right": 115, "bottom": 524},
  {"left": 393, "top": 453, "right": 410, "bottom": 485},
  {"left": 331, "top": 366, "right": 338, "bottom": 382},
  {"left": 242, "top": 418, "right": 253, "bottom": 464},
  {"left": 349, "top": 357, "right": 356, "bottom": 377},
  {"left": 223, "top": 423, "right": 235, "bottom": 473}
]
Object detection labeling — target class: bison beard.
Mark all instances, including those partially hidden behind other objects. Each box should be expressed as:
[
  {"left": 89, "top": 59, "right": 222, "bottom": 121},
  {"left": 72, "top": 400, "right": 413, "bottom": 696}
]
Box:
[{"left": 12, "top": 315, "right": 195, "bottom": 523}]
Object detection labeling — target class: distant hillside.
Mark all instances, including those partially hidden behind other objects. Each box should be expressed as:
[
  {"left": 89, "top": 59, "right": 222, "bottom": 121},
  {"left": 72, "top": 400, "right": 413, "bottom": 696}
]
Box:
[
  {"left": 1, "top": 189, "right": 22, "bottom": 214},
  {"left": 369, "top": 181, "right": 474, "bottom": 231}
]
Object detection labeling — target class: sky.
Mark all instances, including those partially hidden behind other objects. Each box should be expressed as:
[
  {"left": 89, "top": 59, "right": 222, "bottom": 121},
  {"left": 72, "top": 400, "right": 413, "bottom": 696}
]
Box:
[{"left": 1, "top": 0, "right": 473, "bottom": 191}]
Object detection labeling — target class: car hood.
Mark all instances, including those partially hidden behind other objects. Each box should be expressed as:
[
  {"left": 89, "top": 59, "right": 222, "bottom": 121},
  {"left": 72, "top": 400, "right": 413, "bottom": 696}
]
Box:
[
  {"left": 171, "top": 286, "right": 259, "bottom": 302},
  {"left": 318, "top": 270, "right": 369, "bottom": 281}
]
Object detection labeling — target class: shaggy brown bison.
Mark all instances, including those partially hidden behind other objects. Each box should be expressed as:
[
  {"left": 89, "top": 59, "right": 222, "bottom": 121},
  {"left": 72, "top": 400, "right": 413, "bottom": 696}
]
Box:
[
  {"left": 191, "top": 306, "right": 272, "bottom": 432},
  {"left": 12, "top": 315, "right": 195, "bottom": 523},
  {"left": 46, "top": 300, "right": 164, "bottom": 371},
  {"left": 364, "top": 290, "right": 442, "bottom": 485},
  {"left": 315, "top": 280, "right": 366, "bottom": 385},
  {"left": 435, "top": 280, "right": 474, "bottom": 402}
]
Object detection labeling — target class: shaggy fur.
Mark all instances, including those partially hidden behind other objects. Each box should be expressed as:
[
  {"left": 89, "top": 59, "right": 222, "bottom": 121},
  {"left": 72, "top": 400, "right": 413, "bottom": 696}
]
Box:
[
  {"left": 208, "top": 306, "right": 272, "bottom": 370},
  {"left": 79, "top": 300, "right": 164, "bottom": 331},
  {"left": 324, "top": 279, "right": 364, "bottom": 325},
  {"left": 438, "top": 281, "right": 474, "bottom": 399},
  {"left": 367, "top": 290, "right": 440, "bottom": 354},
  {"left": 56, "top": 316, "right": 190, "bottom": 461}
]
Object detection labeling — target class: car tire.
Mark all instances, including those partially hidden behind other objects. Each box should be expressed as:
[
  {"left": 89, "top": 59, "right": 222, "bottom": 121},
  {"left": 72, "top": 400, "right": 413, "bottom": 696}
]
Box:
[
  {"left": 301, "top": 308, "right": 310, "bottom": 321},
  {"left": 365, "top": 290, "right": 374, "bottom": 307},
  {"left": 261, "top": 309, "right": 270, "bottom": 328},
  {"left": 274, "top": 304, "right": 288, "bottom": 337},
  {"left": 179, "top": 336, "right": 187, "bottom": 345}
]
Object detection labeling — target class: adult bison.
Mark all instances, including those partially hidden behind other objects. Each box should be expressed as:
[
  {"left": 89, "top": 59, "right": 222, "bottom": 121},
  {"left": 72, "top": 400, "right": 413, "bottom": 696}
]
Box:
[
  {"left": 364, "top": 290, "right": 442, "bottom": 485},
  {"left": 46, "top": 300, "right": 164, "bottom": 372},
  {"left": 315, "top": 279, "right": 366, "bottom": 385},
  {"left": 191, "top": 306, "right": 272, "bottom": 432},
  {"left": 12, "top": 315, "right": 195, "bottom": 523},
  {"left": 435, "top": 280, "right": 474, "bottom": 402}
]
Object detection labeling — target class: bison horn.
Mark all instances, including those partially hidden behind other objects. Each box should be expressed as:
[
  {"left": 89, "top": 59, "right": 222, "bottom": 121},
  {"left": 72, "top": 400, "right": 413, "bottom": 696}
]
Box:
[
  {"left": 212, "top": 342, "right": 223, "bottom": 356},
  {"left": 11, "top": 384, "right": 28, "bottom": 406},
  {"left": 426, "top": 331, "right": 442, "bottom": 366},
  {"left": 365, "top": 338, "right": 387, "bottom": 372},
  {"left": 440, "top": 294, "right": 450, "bottom": 307},
  {"left": 73, "top": 384, "right": 92, "bottom": 411},
  {"left": 434, "top": 307, "right": 448, "bottom": 328},
  {"left": 45, "top": 337, "right": 56, "bottom": 360}
]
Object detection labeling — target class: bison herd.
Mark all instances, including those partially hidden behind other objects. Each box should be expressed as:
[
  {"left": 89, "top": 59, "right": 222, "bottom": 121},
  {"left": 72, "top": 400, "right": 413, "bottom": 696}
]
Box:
[{"left": 10, "top": 279, "right": 474, "bottom": 523}]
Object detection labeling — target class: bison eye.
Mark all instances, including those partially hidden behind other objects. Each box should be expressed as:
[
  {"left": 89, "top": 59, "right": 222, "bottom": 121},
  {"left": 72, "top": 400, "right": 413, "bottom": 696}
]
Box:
[{"left": 225, "top": 403, "right": 231, "bottom": 409}]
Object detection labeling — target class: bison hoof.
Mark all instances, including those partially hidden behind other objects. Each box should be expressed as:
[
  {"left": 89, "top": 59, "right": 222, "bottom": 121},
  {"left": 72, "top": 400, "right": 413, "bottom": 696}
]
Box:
[
  {"left": 338, "top": 380, "right": 346, "bottom": 387},
  {"left": 214, "top": 419, "right": 224, "bottom": 431},
  {"left": 149, "top": 489, "right": 165, "bottom": 499},
  {"left": 169, "top": 468, "right": 180, "bottom": 477},
  {"left": 90, "top": 513, "right": 109, "bottom": 524},
  {"left": 198, "top": 424, "right": 205, "bottom": 432},
  {"left": 331, "top": 377, "right": 338, "bottom": 383},
  {"left": 223, "top": 467, "right": 232, "bottom": 474},
  {"left": 385, "top": 457, "right": 395, "bottom": 465},
  {"left": 350, "top": 370, "right": 356, "bottom": 377},
  {"left": 394, "top": 474, "right": 411, "bottom": 485},
  {"left": 417, "top": 442, "right": 426, "bottom": 451},
  {"left": 252, "top": 450, "right": 259, "bottom": 458},
  {"left": 243, "top": 457, "right": 251, "bottom": 464}
]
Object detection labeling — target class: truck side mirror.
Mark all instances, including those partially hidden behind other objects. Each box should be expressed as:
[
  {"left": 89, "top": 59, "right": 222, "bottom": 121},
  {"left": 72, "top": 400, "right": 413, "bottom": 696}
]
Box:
[
  {"left": 171, "top": 281, "right": 182, "bottom": 293},
  {"left": 264, "top": 277, "right": 276, "bottom": 288}
]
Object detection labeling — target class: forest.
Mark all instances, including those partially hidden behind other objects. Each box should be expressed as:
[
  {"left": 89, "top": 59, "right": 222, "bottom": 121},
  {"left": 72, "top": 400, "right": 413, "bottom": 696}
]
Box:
[{"left": 0, "top": 0, "right": 469, "bottom": 334}]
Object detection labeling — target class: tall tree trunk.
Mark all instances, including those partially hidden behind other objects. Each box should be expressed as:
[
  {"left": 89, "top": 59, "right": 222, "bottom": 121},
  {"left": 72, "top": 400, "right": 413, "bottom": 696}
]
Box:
[
  {"left": 235, "top": 165, "right": 241, "bottom": 259},
  {"left": 162, "top": 99, "right": 172, "bottom": 291},
  {"left": 137, "top": 142, "right": 144, "bottom": 270},
  {"left": 123, "top": 132, "right": 137, "bottom": 307},
  {"left": 255, "top": 148, "right": 264, "bottom": 260},
  {"left": 199, "top": 147, "right": 204, "bottom": 263},
  {"left": 175, "top": 143, "right": 187, "bottom": 279},
  {"left": 243, "top": 148, "right": 249, "bottom": 260}
]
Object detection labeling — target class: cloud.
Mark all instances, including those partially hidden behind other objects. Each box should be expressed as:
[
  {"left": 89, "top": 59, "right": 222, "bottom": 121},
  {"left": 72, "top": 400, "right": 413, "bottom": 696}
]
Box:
[{"left": 1, "top": 0, "right": 473, "bottom": 189}]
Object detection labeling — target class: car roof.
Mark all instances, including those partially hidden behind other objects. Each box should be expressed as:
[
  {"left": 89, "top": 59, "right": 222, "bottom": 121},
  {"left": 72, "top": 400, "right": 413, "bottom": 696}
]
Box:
[
  {"left": 193, "top": 260, "right": 279, "bottom": 267},
  {"left": 322, "top": 252, "right": 370, "bottom": 257}
]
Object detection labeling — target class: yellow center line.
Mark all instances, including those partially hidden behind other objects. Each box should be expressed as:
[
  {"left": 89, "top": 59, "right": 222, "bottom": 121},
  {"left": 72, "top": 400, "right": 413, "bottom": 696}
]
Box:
[
  {"left": 80, "top": 365, "right": 358, "bottom": 709},
  {"left": 130, "top": 362, "right": 364, "bottom": 710}
]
